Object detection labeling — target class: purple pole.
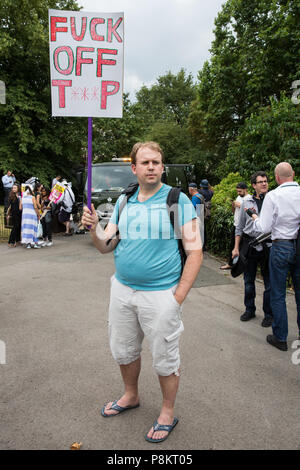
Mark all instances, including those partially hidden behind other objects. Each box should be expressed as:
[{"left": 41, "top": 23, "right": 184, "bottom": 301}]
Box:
[{"left": 87, "top": 117, "right": 93, "bottom": 210}]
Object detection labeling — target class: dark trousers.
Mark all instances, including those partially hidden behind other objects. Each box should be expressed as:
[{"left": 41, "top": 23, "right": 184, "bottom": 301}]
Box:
[
  {"left": 269, "top": 241, "right": 300, "bottom": 341},
  {"left": 227, "top": 225, "right": 236, "bottom": 266},
  {"left": 41, "top": 217, "right": 52, "bottom": 241},
  {"left": 8, "top": 215, "right": 21, "bottom": 244},
  {"left": 4, "top": 188, "right": 11, "bottom": 211},
  {"left": 243, "top": 247, "right": 272, "bottom": 319}
]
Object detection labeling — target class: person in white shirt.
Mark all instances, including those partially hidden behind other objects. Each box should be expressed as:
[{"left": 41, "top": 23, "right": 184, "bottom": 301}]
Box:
[
  {"left": 2, "top": 170, "right": 16, "bottom": 210},
  {"left": 220, "top": 182, "right": 251, "bottom": 270},
  {"left": 58, "top": 182, "right": 75, "bottom": 236},
  {"left": 252, "top": 162, "right": 300, "bottom": 351},
  {"left": 52, "top": 175, "right": 62, "bottom": 188}
]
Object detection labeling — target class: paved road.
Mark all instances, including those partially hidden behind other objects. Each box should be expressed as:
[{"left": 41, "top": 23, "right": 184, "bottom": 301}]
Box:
[{"left": 0, "top": 234, "right": 299, "bottom": 450}]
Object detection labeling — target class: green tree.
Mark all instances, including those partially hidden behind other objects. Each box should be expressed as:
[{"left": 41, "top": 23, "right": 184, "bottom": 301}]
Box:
[
  {"left": 226, "top": 95, "right": 300, "bottom": 178},
  {"left": 91, "top": 93, "right": 141, "bottom": 162},
  {"left": 0, "top": 0, "right": 85, "bottom": 186},
  {"left": 189, "top": 0, "right": 300, "bottom": 178},
  {"left": 132, "top": 69, "right": 199, "bottom": 164}
]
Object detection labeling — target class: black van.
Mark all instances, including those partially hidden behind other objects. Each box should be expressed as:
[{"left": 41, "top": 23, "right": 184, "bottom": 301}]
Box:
[{"left": 77, "top": 160, "right": 195, "bottom": 224}]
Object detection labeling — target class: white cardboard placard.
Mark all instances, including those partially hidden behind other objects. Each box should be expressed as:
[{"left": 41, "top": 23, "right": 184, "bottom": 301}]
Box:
[{"left": 49, "top": 9, "right": 124, "bottom": 118}]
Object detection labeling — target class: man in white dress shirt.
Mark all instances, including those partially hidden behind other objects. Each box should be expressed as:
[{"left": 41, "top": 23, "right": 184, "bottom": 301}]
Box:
[
  {"left": 252, "top": 162, "right": 300, "bottom": 351},
  {"left": 2, "top": 170, "right": 16, "bottom": 210}
]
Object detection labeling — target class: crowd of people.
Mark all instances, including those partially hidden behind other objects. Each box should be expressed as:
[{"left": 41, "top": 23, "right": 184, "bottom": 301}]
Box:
[
  {"left": 81, "top": 142, "right": 299, "bottom": 444},
  {"left": 2, "top": 143, "right": 300, "bottom": 445},
  {"left": 219, "top": 166, "right": 300, "bottom": 352},
  {"left": 2, "top": 172, "right": 76, "bottom": 249}
]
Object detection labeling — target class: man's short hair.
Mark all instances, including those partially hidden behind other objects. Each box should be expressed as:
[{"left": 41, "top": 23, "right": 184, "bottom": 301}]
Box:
[
  {"left": 250, "top": 171, "right": 268, "bottom": 185},
  {"left": 236, "top": 182, "right": 248, "bottom": 190},
  {"left": 130, "top": 141, "right": 164, "bottom": 165}
]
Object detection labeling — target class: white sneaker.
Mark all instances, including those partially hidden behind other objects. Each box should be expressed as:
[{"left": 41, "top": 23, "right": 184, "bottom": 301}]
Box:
[
  {"left": 33, "top": 244, "right": 41, "bottom": 249},
  {"left": 46, "top": 241, "right": 53, "bottom": 247},
  {"left": 37, "top": 240, "right": 45, "bottom": 246},
  {"left": 26, "top": 244, "right": 32, "bottom": 249}
]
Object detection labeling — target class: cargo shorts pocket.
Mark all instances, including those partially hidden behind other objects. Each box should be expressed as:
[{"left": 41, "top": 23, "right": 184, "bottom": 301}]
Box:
[
  {"left": 165, "top": 321, "right": 184, "bottom": 343},
  {"left": 164, "top": 320, "right": 184, "bottom": 366}
]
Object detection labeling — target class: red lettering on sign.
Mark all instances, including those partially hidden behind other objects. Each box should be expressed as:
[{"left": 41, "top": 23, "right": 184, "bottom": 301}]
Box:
[
  {"left": 101, "top": 81, "right": 120, "bottom": 109},
  {"left": 96, "top": 49, "right": 117, "bottom": 78},
  {"left": 76, "top": 47, "right": 94, "bottom": 76},
  {"left": 107, "top": 18, "right": 123, "bottom": 43},
  {"left": 52, "top": 80, "right": 72, "bottom": 108},
  {"left": 50, "top": 16, "right": 68, "bottom": 41},
  {"left": 54, "top": 46, "right": 74, "bottom": 75},
  {"left": 90, "top": 18, "right": 105, "bottom": 41},
  {"left": 70, "top": 16, "right": 87, "bottom": 41}
]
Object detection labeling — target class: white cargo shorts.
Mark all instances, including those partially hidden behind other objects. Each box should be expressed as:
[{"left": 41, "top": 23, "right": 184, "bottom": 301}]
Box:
[{"left": 108, "top": 276, "right": 184, "bottom": 377}]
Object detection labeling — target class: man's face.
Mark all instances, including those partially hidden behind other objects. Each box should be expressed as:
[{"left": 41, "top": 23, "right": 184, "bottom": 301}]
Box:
[
  {"left": 236, "top": 188, "right": 246, "bottom": 197},
  {"left": 131, "top": 147, "right": 164, "bottom": 187},
  {"left": 7, "top": 171, "right": 12, "bottom": 176},
  {"left": 252, "top": 176, "right": 268, "bottom": 196}
]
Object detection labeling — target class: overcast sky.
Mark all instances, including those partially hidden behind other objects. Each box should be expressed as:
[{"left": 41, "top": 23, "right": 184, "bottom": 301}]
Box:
[{"left": 79, "top": 0, "right": 225, "bottom": 100}]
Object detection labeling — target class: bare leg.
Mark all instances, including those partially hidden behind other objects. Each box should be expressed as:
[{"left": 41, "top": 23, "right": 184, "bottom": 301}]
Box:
[
  {"left": 103, "top": 357, "right": 141, "bottom": 416},
  {"left": 64, "top": 220, "right": 70, "bottom": 233},
  {"left": 146, "top": 371, "right": 180, "bottom": 440}
]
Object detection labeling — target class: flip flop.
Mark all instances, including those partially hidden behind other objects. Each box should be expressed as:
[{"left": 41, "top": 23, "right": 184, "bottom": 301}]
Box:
[
  {"left": 145, "top": 417, "right": 179, "bottom": 443},
  {"left": 101, "top": 399, "right": 140, "bottom": 417}
]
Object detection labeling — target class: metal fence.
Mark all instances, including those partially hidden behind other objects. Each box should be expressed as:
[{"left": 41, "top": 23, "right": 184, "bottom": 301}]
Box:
[{"left": 0, "top": 207, "right": 10, "bottom": 241}]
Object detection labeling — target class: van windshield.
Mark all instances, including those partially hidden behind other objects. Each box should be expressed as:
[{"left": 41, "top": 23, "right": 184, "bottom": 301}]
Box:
[{"left": 90, "top": 165, "right": 137, "bottom": 192}]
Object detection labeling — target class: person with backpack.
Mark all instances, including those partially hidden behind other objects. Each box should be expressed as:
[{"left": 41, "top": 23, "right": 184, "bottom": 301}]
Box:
[
  {"left": 82, "top": 141, "right": 202, "bottom": 444},
  {"left": 199, "top": 179, "right": 213, "bottom": 250},
  {"left": 58, "top": 181, "right": 75, "bottom": 236},
  {"left": 188, "top": 183, "right": 204, "bottom": 246}
]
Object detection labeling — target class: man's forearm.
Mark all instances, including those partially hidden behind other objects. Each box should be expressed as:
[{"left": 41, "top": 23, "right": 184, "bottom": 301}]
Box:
[
  {"left": 90, "top": 222, "right": 119, "bottom": 254},
  {"left": 174, "top": 250, "right": 203, "bottom": 304},
  {"left": 234, "top": 235, "right": 241, "bottom": 250}
]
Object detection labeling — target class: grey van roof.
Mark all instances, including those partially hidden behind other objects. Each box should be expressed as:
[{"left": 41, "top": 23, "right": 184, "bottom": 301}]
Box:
[
  {"left": 92, "top": 162, "right": 193, "bottom": 167},
  {"left": 92, "top": 162, "right": 131, "bottom": 166}
]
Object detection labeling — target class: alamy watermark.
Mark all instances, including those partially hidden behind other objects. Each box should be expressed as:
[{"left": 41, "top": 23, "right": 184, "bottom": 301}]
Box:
[
  {"left": 291, "top": 80, "right": 300, "bottom": 105},
  {"left": 0, "top": 340, "right": 6, "bottom": 365},
  {"left": 0, "top": 80, "right": 6, "bottom": 105},
  {"left": 291, "top": 340, "right": 300, "bottom": 365}
]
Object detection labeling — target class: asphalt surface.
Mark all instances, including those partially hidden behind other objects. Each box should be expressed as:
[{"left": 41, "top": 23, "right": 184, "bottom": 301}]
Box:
[{"left": 0, "top": 234, "right": 299, "bottom": 450}]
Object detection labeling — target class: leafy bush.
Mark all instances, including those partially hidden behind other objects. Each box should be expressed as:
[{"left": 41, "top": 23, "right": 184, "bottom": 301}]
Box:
[
  {"left": 205, "top": 172, "right": 244, "bottom": 255},
  {"left": 206, "top": 205, "right": 234, "bottom": 256}
]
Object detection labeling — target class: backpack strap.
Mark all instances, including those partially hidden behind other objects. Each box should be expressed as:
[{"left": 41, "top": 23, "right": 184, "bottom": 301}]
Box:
[
  {"left": 106, "top": 182, "right": 139, "bottom": 245},
  {"left": 166, "top": 187, "right": 187, "bottom": 274},
  {"left": 195, "top": 193, "right": 204, "bottom": 203},
  {"left": 117, "top": 182, "right": 139, "bottom": 223}
]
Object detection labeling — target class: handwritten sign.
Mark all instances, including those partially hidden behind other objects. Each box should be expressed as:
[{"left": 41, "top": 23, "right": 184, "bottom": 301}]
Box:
[
  {"left": 49, "top": 183, "right": 65, "bottom": 204},
  {"left": 49, "top": 10, "right": 124, "bottom": 118}
]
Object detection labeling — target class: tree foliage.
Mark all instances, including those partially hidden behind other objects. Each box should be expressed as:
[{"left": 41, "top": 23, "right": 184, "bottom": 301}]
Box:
[
  {"left": 131, "top": 69, "right": 199, "bottom": 163},
  {"left": 0, "top": 0, "right": 86, "bottom": 185},
  {"left": 188, "top": 0, "right": 300, "bottom": 178},
  {"left": 226, "top": 95, "right": 300, "bottom": 178}
]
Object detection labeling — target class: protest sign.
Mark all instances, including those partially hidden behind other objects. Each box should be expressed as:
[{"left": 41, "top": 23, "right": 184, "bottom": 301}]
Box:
[
  {"left": 49, "top": 183, "right": 65, "bottom": 204},
  {"left": 49, "top": 9, "right": 124, "bottom": 118}
]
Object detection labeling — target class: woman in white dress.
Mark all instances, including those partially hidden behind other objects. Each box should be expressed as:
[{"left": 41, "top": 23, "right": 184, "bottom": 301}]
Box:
[{"left": 20, "top": 185, "right": 41, "bottom": 249}]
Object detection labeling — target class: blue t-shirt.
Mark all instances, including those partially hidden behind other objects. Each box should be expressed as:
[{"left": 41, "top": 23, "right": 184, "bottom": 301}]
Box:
[
  {"left": 191, "top": 193, "right": 203, "bottom": 217},
  {"left": 110, "top": 184, "right": 196, "bottom": 290}
]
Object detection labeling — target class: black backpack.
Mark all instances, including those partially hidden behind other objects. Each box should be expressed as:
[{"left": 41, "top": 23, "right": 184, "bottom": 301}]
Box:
[{"left": 107, "top": 183, "right": 187, "bottom": 273}]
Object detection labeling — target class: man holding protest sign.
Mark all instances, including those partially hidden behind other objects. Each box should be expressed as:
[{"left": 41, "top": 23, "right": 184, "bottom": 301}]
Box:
[{"left": 82, "top": 142, "right": 202, "bottom": 443}]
